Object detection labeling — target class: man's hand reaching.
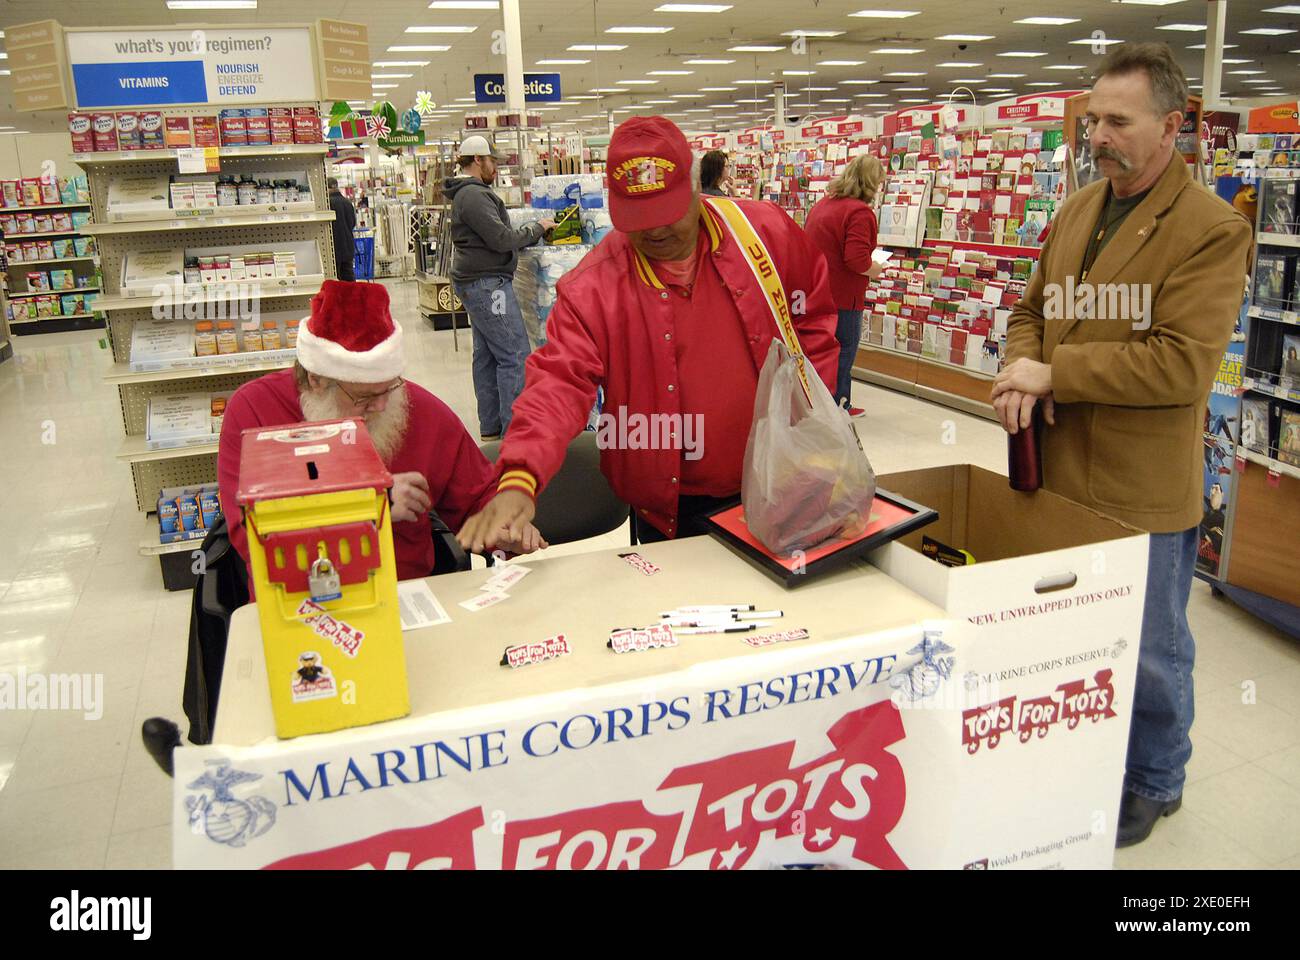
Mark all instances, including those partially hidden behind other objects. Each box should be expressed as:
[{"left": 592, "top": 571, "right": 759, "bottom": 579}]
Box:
[
  {"left": 494, "top": 521, "right": 548, "bottom": 555},
  {"left": 457, "top": 489, "right": 537, "bottom": 554}
]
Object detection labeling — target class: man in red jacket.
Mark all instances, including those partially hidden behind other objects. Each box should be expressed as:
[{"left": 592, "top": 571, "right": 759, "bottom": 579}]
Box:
[
  {"left": 457, "top": 116, "right": 838, "bottom": 551},
  {"left": 218, "top": 281, "right": 544, "bottom": 584}
]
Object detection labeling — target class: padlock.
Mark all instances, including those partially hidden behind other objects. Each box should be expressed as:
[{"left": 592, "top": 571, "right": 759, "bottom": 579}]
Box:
[{"left": 308, "top": 554, "right": 342, "bottom": 603}]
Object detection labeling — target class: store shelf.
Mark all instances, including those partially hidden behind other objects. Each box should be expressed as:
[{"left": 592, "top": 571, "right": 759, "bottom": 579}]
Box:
[
  {"left": 10, "top": 231, "right": 82, "bottom": 240},
  {"left": 140, "top": 535, "right": 206, "bottom": 557},
  {"left": 104, "top": 200, "right": 315, "bottom": 226},
  {"left": 95, "top": 277, "right": 324, "bottom": 312},
  {"left": 921, "top": 237, "right": 1045, "bottom": 259},
  {"left": 71, "top": 144, "right": 330, "bottom": 164},
  {"left": 1242, "top": 375, "right": 1300, "bottom": 404},
  {"left": 0, "top": 201, "right": 91, "bottom": 211},
  {"left": 105, "top": 351, "right": 294, "bottom": 385},
  {"left": 853, "top": 343, "right": 996, "bottom": 421},
  {"left": 8, "top": 286, "right": 99, "bottom": 298},
  {"left": 10, "top": 315, "right": 104, "bottom": 335},
  {"left": 117, "top": 435, "right": 219, "bottom": 463},
  {"left": 5, "top": 256, "right": 98, "bottom": 267},
  {"left": 82, "top": 210, "right": 333, "bottom": 235},
  {"left": 1240, "top": 448, "right": 1300, "bottom": 482},
  {"left": 1259, "top": 232, "right": 1300, "bottom": 249},
  {"left": 1247, "top": 305, "right": 1300, "bottom": 328},
  {"left": 859, "top": 340, "right": 996, "bottom": 381}
]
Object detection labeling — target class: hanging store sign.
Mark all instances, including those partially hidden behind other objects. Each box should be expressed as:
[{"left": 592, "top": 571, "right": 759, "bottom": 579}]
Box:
[
  {"left": 473, "top": 73, "right": 562, "bottom": 104},
  {"left": 379, "top": 131, "right": 426, "bottom": 149},
  {"left": 8, "top": 20, "right": 72, "bottom": 112},
  {"left": 316, "top": 19, "right": 372, "bottom": 103},
  {"left": 65, "top": 26, "right": 317, "bottom": 108}
]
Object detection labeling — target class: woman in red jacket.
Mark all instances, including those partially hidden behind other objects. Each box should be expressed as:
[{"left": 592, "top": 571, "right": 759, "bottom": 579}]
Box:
[{"left": 803, "top": 155, "right": 887, "bottom": 417}]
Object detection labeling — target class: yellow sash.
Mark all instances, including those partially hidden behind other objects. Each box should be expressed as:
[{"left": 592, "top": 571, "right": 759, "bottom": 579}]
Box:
[{"left": 705, "top": 197, "right": 813, "bottom": 406}]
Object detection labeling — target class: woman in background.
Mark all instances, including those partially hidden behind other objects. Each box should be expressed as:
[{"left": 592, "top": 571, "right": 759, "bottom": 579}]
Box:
[
  {"left": 700, "top": 150, "right": 731, "bottom": 197},
  {"left": 803, "top": 154, "right": 886, "bottom": 417}
]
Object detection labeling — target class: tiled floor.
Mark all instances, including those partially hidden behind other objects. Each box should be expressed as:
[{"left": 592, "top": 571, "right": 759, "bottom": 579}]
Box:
[{"left": 1, "top": 278, "right": 1298, "bottom": 870}]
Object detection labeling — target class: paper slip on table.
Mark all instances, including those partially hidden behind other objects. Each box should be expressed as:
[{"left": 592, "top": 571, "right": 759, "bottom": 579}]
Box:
[{"left": 212, "top": 534, "right": 944, "bottom": 746}]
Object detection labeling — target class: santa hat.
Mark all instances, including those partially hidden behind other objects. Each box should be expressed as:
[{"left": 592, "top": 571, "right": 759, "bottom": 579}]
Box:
[{"left": 295, "top": 280, "right": 405, "bottom": 383}]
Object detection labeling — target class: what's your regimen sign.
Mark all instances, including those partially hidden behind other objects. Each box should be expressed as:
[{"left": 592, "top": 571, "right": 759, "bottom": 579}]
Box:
[
  {"left": 174, "top": 615, "right": 1139, "bottom": 870},
  {"left": 66, "top": 28, "right": 316, "bottom": 108}
]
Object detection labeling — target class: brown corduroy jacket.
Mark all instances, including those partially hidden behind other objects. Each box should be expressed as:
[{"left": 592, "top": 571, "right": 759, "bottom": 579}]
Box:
[{"left": 1005, "top": 151, "right": 1252, "bottom": 533}]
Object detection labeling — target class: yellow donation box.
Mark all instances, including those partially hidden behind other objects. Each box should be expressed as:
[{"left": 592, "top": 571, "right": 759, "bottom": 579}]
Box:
[{"left": 236, "top": 418, "right": 409, "bottom": 739}]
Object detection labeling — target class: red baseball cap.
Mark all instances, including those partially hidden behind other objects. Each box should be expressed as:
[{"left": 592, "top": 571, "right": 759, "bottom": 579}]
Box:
[{"left": 606, "top": 116, "right": 695, "bottom": 233}]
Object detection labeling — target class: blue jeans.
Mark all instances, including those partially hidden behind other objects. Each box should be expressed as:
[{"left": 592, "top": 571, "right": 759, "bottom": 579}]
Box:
[
  {"left": 834, "top": 308, "right": 863, "bottom": 409},
  {"left": 1125, "top": 527, "right": 1198, "bottom": 802},
  {"left": 454, "top": 275, "right": 531, "bottom": 436}
]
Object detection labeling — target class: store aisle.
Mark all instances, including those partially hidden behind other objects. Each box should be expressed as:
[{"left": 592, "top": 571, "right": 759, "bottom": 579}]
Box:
[{"left": 0, "top": 279, "right": 1297, "bottom": 870}]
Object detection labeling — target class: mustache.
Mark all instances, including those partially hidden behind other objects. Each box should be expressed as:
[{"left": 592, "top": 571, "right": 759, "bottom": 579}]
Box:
[{"left": 1094, "top": 147, "right": 1132, "bottom": 170}]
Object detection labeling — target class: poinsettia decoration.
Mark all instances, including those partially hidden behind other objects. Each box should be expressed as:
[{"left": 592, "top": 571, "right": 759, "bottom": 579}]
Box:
[
  {"left": 415, "top": 90, "right": 437, "bottom": 115},
  {"left": 366, "top": 113, "right": 391, "bottom": 139}
]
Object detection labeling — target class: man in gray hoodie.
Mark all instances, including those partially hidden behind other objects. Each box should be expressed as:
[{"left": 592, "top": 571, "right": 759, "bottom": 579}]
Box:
[{"left": 445, "top": 135, "right": 554, "bottom": 441}]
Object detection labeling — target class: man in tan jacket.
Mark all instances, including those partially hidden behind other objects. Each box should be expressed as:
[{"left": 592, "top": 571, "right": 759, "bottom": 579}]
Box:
[{"left": 992, "top": 43, "right": 1252, "bottom": 848}]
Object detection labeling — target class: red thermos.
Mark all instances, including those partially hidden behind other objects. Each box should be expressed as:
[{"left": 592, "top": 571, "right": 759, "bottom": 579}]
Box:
[{"left": 1008, "top": 404, "right": 1044, "bottom": 492}]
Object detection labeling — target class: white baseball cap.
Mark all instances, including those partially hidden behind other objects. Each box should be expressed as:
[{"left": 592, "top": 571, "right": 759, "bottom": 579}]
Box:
[{"left": 458, "top": 134, "right": 498, "bottom": 159}]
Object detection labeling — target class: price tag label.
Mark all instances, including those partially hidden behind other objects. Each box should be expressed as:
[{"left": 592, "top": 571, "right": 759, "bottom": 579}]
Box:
[{"left": 177, "top": 147, "right": 220, "bottom": 174}]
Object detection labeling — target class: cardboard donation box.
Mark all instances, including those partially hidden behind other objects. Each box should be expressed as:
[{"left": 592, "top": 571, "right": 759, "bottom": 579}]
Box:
[
  {"left": 870, "top": 465, "right": 1149, "bottom": 866},
  {"left": 236, "top": 419, "right": 409, "bottom": 738}
]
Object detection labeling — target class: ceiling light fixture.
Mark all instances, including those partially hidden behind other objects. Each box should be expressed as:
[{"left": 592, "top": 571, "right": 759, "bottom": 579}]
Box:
[
  {"left": 388, "top": 45, "right": 452, "bottom": 51},
  {"left": 685, "top": 59, "right": 734, "bottom": 64},
  {"left": 654, "top": 4, "right": 734, "bottom": 11},
  {"left": 374, "top": 60, "right": 431, "bottom": 66},
  {"left": 818, "top": 60, "right": 866, "bottom": 66},
  {"left": 1240, "top": 27, "right": 1297, "bottom": 35},
  {"left": 936, "top": 34, "right": 995, "bottom": 41},
  {"left": 1014, "top": 17, "right": 1079, "bottom": 25},
  {"left": 1154, "top": 23, "right": 1206, "bottom": 31},
  {"left": 166, "top": 1, "right": 256, "bottom": 8},
  {"left": 405, "top": 25, "right": 477, "bottom": 33},
  {"left": 606, "top": 26, "right": 675, "bottom": 34},
  {"left": 936, "top": 62, "right": 983, "bottom": 67},
  {"left": 782, "top": 30, "right": 845, "bottom": 38},
  {"left": 728, "top": 45, "right": 784, "bottom": 52},
  {"left": 569, "top": 44, "right": 628, "bottom": 51},
  {"left": 998, "top": 51, "right": 1049, "bottom": 57},
  {"left": 872, "top": 48, "right": 925, "bottom": 54},
  {"left": 849, "top": 9, "right": 921, "bottom": 17}
]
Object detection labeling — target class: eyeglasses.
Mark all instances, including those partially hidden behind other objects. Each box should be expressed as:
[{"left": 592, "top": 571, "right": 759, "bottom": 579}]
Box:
[{"left": 335, "top": 378, "right": 404, "bottom": 408}]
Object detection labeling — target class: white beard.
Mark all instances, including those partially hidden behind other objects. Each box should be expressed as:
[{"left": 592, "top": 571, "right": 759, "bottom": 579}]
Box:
[{"left": 299, "top": 383, "right": 410, "bottom": 464}]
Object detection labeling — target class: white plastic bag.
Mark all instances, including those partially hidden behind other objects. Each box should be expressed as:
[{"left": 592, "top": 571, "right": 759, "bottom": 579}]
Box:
[{"left": 741, "top": 339, "right": 876, "bottom": 554}]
